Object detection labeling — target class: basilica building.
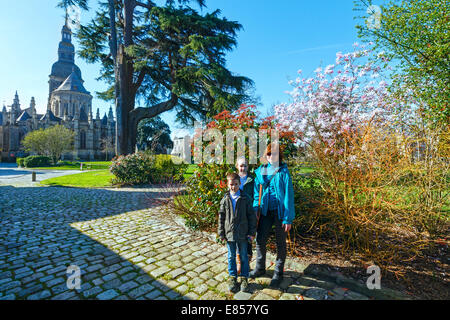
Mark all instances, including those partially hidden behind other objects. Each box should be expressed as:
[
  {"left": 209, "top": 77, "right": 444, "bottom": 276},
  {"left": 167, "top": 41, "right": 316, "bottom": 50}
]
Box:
[{"left": 0, "top": 22, "right": 115, "bottom": 161}]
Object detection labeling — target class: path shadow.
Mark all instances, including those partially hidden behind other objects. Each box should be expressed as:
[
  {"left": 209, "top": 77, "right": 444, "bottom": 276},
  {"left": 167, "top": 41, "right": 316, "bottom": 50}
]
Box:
[
  {"left": 0, "top": 185, "right": 185, "bottom": 300},
  {"left": 0, "top": 169, "right": 33, "bottom": 177}
]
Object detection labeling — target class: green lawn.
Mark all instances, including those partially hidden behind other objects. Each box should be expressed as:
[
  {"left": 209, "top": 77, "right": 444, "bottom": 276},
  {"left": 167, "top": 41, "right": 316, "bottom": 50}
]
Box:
[
  {"left": 183, "top": 164, "right": 198, "bottom": 180},
  {"left": 40, "top": 169, "right": 114, "bottom": 188},
  {"left": 29, "top": 161, "right": 112, "bottom": 171}
]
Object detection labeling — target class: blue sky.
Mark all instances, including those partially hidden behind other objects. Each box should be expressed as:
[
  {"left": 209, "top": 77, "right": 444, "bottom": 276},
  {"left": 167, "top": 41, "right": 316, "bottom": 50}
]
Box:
[{"left": 0, "top": 0, "right": 366, "bottom": 138}]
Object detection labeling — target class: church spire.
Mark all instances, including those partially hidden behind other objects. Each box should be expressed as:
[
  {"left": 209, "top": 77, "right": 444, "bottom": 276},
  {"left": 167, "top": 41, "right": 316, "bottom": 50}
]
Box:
[
  {"left": 58, "top": 20, "right": 74, "bottom": 63},
  {"left": 12, "top": 91, "right": 20, "bottom": 112}
]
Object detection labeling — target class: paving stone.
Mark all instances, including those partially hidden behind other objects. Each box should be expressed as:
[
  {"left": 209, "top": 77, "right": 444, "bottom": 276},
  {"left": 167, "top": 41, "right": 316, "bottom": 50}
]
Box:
[
  {"left": 279, "top": 293, "right": 296, "bottom": 300},
  {"left": 200, "top": 292, "right": 226, "bottom": 300},
  {"left": 206, "top": 279, "right": 218, "bottom": 287},
  {"left": 169, "top": 268, "right": 186, "bottom": 279},
  {"left": 150, "top": 266, "right": 171, "bottom": 278},
  {"left": 184, "top": 292, "right": 199, "bottom": 300},
  {"left": 51, "top": 290, "right": 77, "bottom": 300},
  {"left": 128, "top": 284, "right": 155, "bottom": 299},
  {"left": 14, "top": 267, "right": 32, "bottom": 274},
  {"left": 27, "top": 290, "right": 52, "bottom": 300},
  {"left": 145, "top": 289, "right": 163, "bottom": 299},
  {"left": 86, "top": 264, "right": 104, "bottom": 273},
  {"left": 117, "top": 267, "right": 134, "bottom": 275},
  {"left": 92, "top": 278, "right": 104, "bottom": 286},
  {"left": 102, "top": 273, "right": 118, "bottom": 282},
  {"left": 304, "top": 287, "right": 328, "bottom": 300},
  {"left": 45, "top": 277, "right": 66, "bottom": 288},
  {"left": 97, "top": 289, "right": 119, "bottom": 300},
  {"left": 17, "top": 284, "right": 44, "bottom": 298},
  {"left": 100, "top": 264, "right": 122, "bottom": 275},
  {"left": 0, "top": 278, "right": 12, "bottom": 286},
  {"left": 344, "top": 290, "right": 370, "bottom": 300},
  {"left": 214, "top": 272, "right": 228, "bottom": 282},
  {"left": 118, "top": 281, "right": 139, "bottom": 293},
  {"left": 252, "top": 292, "right": 273, "bottom": 300},
  {"left": 199, "top": 271, "right": 214, "bottom": 280},
  {"left": 262, "top": 288, "right": 282, "bottom": 299},
  {"left": 176, "top": 285, "right": 190, "bottom": 294},
  {"left": 102, "top": 278, "right": 122, "bottom": 290},
  {"left": 234, "top": 291, "right": 252, "bottom": 300},
  {"left": 0, "top": 281, "right": 21, "bottom": 291},
  {"left": 287, "top": 284, "right": 308, "bottom": 294},
  {"left": 82, "top": 286, "right": 103, "bottom": 298},
  {"left": 193, "top": 284, "right": 208, "bottom": 295},
  {"left": 15, "top": 271, "right": 34, "bottom": 279},
  {"left": 121, "top": 271, "right": 139, "bottom": 281},
  {"left": 193, "top": 264, "right": 209, "bottom": 274},
  {"left": 84, "top": 272, "right": 101, "bottom": 282},
  {"left": 165, "top": 290, "right": 181, "bottom": 300}
]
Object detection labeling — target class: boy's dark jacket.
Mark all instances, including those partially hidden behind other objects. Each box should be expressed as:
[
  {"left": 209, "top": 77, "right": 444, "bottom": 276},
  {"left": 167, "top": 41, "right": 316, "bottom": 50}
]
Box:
[{"left": 218, "top": 192, "right": 257, "bottom": 242}]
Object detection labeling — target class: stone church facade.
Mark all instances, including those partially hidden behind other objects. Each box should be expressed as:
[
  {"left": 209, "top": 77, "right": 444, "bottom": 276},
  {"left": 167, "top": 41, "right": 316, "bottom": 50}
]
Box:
[{"left": 0, "top": 22, "right": 115, "bottom": 161}]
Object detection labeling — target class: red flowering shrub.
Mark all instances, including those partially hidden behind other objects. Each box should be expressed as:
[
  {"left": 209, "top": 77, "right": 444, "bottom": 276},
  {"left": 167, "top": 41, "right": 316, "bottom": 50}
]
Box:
[{"left": 174, "top": 104, "right": 296, "bottom": 230}]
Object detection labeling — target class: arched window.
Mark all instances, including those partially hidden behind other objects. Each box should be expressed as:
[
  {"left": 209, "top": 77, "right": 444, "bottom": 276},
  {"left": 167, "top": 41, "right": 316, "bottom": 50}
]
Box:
[{"left": 80, "top": 130, "right": 86, "bottom": 149}]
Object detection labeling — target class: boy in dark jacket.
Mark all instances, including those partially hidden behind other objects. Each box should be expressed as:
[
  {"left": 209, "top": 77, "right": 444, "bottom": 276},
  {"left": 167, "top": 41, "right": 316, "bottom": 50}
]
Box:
[{"left": 218, "top": 173, "right": 257, "bottom": 293}]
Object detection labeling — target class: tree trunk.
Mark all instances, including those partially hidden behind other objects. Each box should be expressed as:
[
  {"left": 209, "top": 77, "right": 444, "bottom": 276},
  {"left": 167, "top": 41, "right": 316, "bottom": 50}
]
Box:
[
  {"left": 118, "top": 0, "right": 137, "bottom": 155},
  {"left": 116, "top": 45, "right": 133, "bottom": 156},
  {"left": 110, "top": 0, "right": 175, "bottom": 155},
  {"left": 127, "top": 96, "right": 179, "bottom": 154}
]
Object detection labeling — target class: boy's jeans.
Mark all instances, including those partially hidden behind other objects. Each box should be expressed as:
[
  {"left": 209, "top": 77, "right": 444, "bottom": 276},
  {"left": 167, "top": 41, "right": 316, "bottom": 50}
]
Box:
[{"left": 227, "top": 241, "right": 249, "bottom": 278}]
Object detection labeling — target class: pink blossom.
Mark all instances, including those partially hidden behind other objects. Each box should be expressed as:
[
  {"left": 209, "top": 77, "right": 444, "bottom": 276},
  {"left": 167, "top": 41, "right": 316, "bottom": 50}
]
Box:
[{"left": 274, "top": 46, "right": 393, "bottom": 144}]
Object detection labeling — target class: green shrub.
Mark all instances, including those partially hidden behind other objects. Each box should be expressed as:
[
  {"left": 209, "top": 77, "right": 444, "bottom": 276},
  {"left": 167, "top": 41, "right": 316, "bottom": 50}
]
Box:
[
  {"left": 110, "top": 153, "right": 186, "bottom": 185},
  {"left": 16, "top": 158, "right": 25, "bottom": 167},
  {"left": 154, "top": 155, "right": 187, "bottom": 183},
  {"left": 56, "top": 160, "right": 78, "bottom": 167},
  {"left": 23, "top": 155, "right": 51, "bottom": 168}
]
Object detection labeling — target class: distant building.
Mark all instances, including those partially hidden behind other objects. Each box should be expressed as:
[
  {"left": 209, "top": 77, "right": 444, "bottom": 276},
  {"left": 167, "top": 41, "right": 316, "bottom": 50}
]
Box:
[
  {"left": 0, "top": 21, "right": 115, "bottom": 161},
  {"left": 171, "top": 135, "right": 192, "bottom": 163}
]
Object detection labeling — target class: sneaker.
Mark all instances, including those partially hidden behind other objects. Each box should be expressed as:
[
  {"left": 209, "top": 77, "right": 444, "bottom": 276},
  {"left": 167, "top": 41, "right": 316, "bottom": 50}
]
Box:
[
  {"left": 240, "top": 277, "right": 250, "bottom": 293},
  {"left": 269, "top": 274, "right": 283, "bottom": 288},
  {"left": 249, "top": 269, "right": 265, "bottom": 279},
  {"left": 228, "top": 277, "right": 239, "bottom": 293}
]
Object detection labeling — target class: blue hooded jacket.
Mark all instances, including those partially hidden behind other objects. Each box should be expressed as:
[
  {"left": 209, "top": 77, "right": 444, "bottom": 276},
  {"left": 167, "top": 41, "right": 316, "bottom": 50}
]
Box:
[{"left": 253, "top": 162, "right": 295, "bottom": 225}]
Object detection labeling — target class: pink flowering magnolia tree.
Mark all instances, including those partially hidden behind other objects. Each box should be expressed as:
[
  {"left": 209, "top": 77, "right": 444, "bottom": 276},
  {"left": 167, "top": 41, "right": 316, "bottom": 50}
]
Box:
[
  {"left": 273, "top": 44, "right": 416, "bottom": 257},
  {"left": 274, "top": 43, "right": 392, "bottom": 151}
]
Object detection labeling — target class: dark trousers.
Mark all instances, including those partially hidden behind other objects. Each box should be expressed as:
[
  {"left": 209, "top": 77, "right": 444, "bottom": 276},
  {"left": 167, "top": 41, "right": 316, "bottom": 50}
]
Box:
[{"left": 254, "top": 209, "right": 287, "bottom": 276}]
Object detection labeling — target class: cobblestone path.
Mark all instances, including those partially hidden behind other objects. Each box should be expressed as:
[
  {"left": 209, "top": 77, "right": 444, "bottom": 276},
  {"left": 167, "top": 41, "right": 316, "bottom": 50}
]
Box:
[{"left": 0, "top": 185, "right": 408, "bottom": 300}]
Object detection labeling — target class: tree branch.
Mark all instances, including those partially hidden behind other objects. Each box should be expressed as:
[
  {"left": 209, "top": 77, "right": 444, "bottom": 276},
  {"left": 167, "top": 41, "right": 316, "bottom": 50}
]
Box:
[
  {"left": 107, "top": 0, "right": 118, "bottom": 62},
  {"left": 129, "top": 94, "right": 178, "bottom": 125},
  {"left": 134, "top": 0, "right": 155, "bottom": 10},
  {"left": 133, "top": 68, "right": 148, "bottom": 95}
]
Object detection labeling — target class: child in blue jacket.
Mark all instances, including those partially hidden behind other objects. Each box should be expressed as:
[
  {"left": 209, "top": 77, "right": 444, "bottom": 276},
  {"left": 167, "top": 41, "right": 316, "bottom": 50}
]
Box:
[{"left": 249, "top": 143, "right": 295, "bottom": 288}]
